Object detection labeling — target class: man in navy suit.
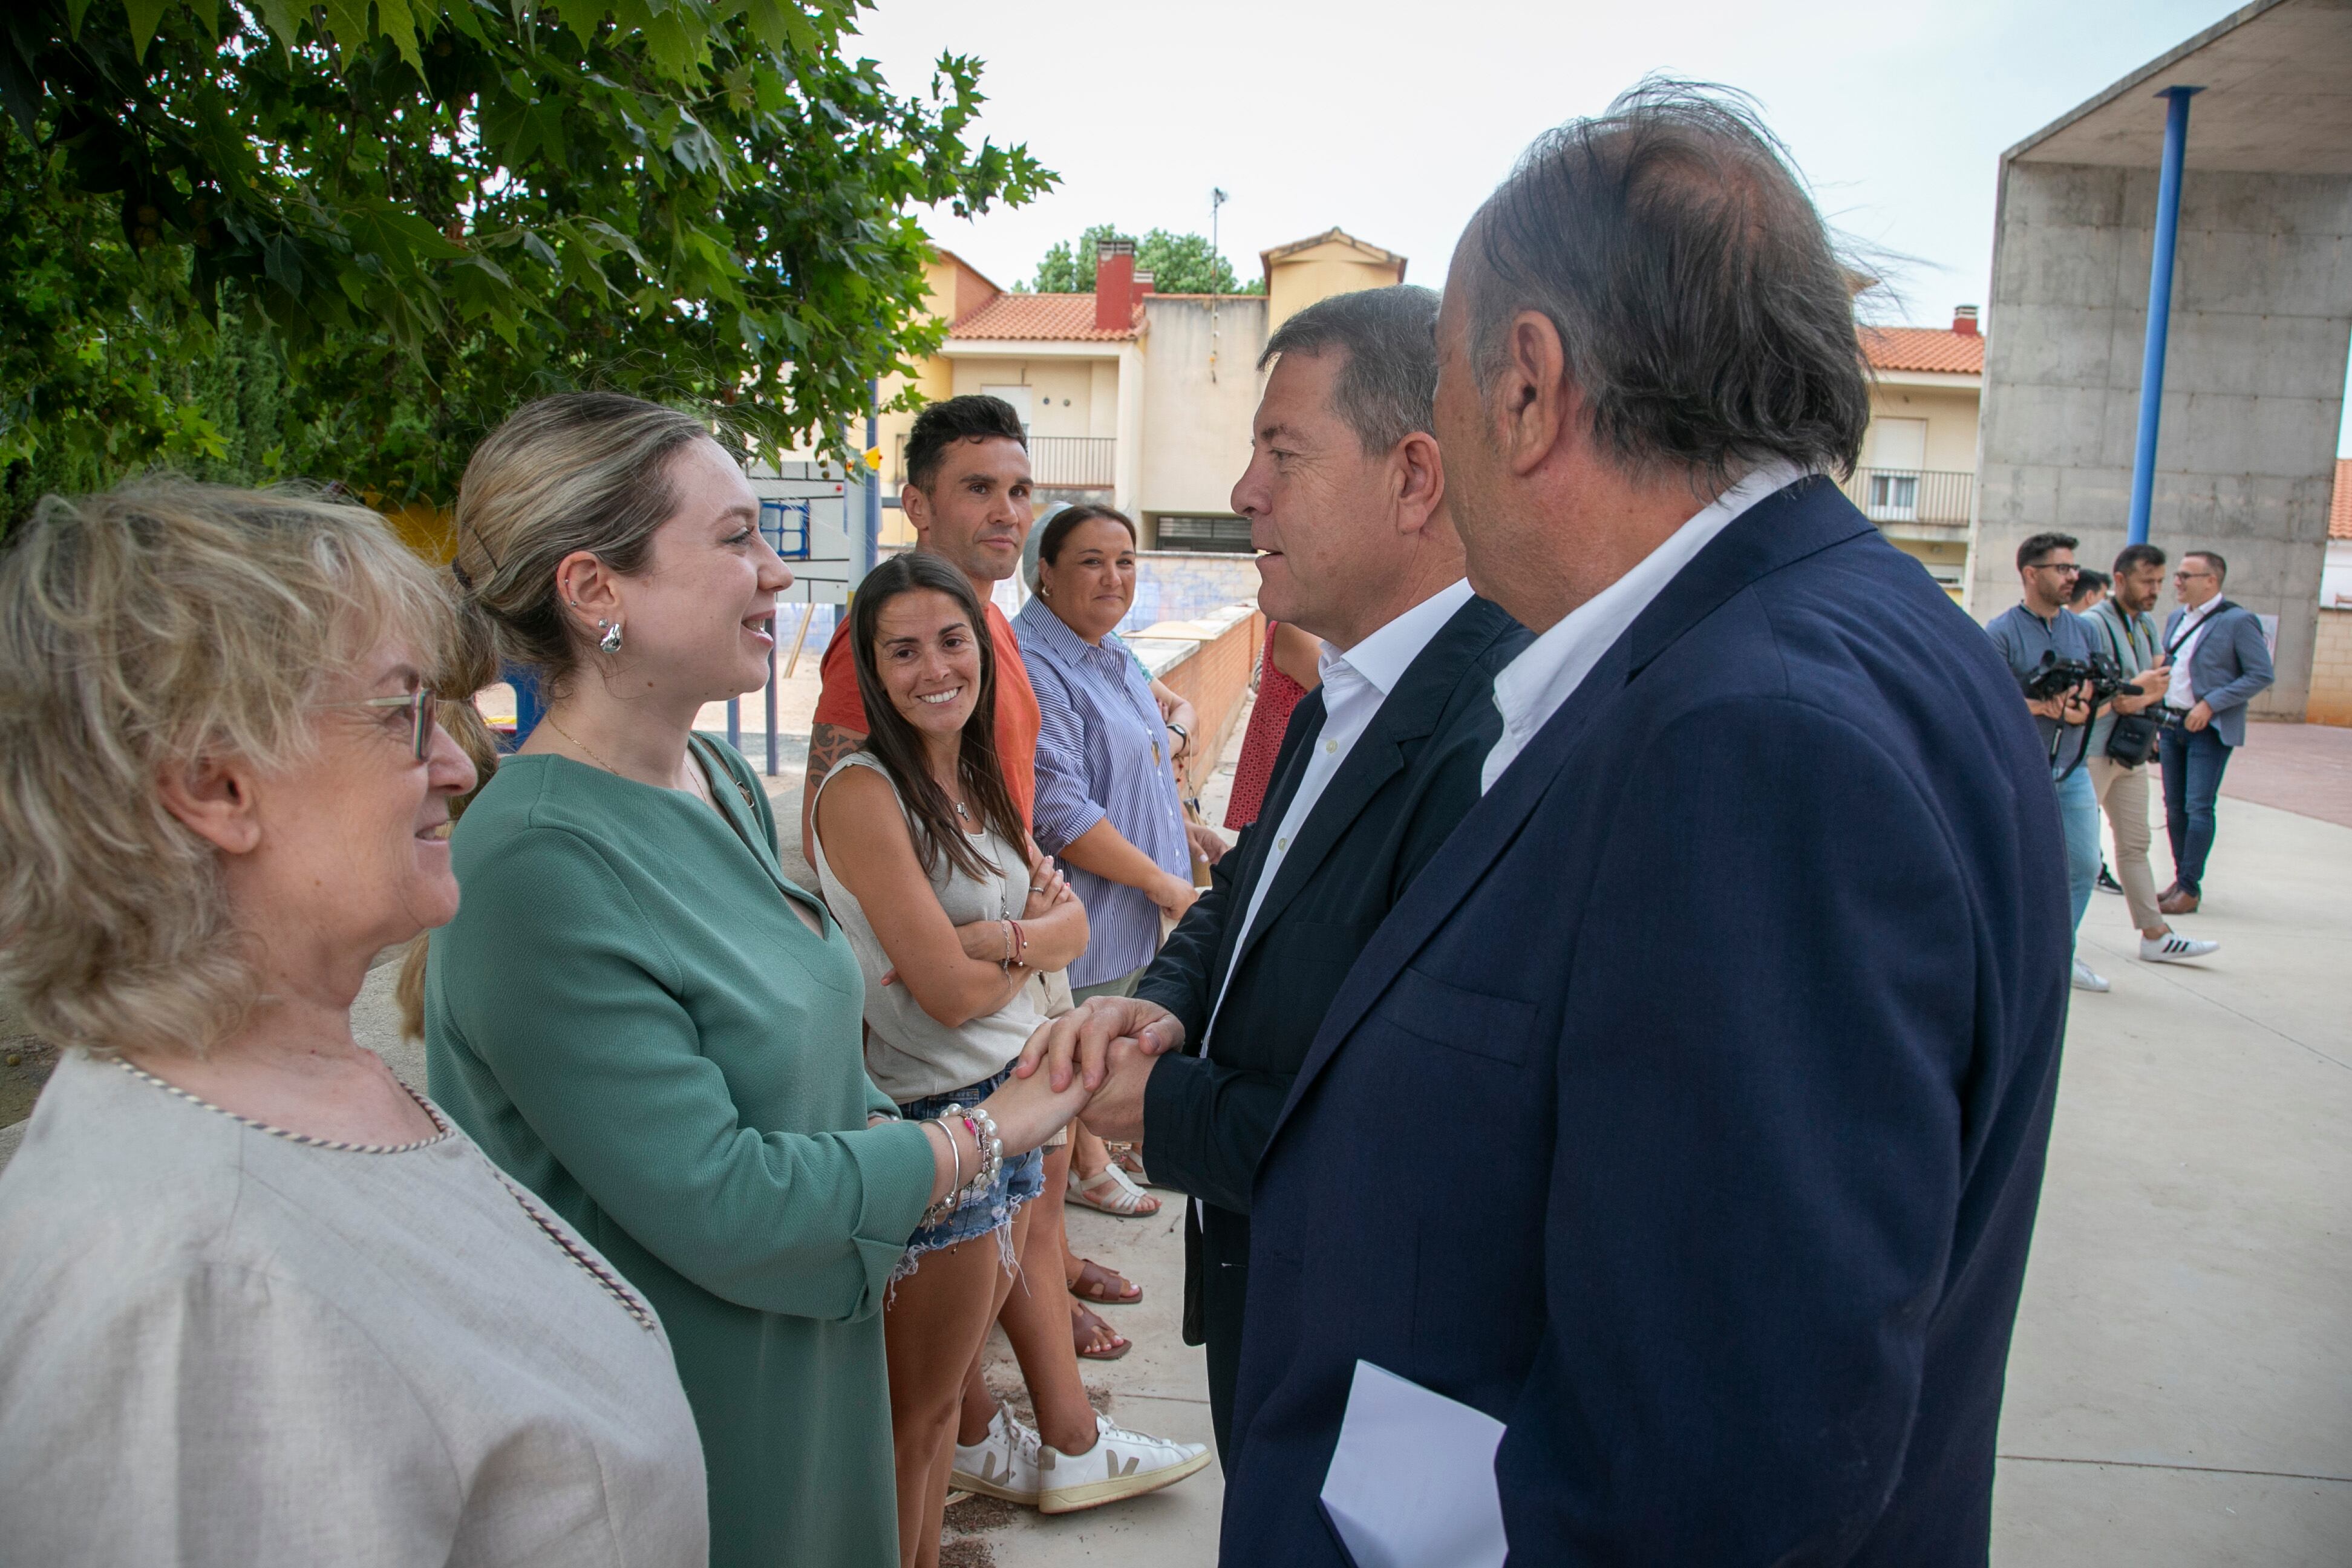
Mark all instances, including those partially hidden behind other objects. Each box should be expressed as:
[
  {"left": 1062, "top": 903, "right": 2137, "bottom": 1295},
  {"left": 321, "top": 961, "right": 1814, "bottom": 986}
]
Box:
[
  {"left": 1016, "top": 286, "right": 1527, "bottom": 1459},
  {"left": 2155, "top": 549, "right": 2275, "bottom": 915},
  {"left": 1204, "top": 85, "right": 2072, "bottom": 1565}
]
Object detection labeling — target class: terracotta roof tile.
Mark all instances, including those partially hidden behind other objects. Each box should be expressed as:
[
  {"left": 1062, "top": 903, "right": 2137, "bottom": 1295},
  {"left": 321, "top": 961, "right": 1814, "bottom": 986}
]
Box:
[
  {"left": 949, "top": 293, "right": 1141, "bottom": 342},
  {"left": 1861, "top": 325, "right": 1984, "bottom": 376},
  {"left": 2332, "top": 458, "right": 2352, "bottom": 541}
]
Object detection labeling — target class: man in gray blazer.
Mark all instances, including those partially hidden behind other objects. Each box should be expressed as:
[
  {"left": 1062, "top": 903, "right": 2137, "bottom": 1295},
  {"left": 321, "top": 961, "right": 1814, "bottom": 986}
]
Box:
[{"left": 2157, "top": 549, "right": 2275, "bottom": 914}]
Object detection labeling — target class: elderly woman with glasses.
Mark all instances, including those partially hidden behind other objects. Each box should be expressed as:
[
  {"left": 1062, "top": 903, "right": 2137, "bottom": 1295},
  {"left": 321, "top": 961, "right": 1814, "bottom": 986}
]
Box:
[{"left": 0, "top": 483, "right": 708, "bottom": 1566}]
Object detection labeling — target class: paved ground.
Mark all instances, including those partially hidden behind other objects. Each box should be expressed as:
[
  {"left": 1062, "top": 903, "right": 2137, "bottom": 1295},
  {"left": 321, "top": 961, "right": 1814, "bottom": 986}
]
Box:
[{"left": 2222, "top": 718, "right": 2352, "bottom": 829}]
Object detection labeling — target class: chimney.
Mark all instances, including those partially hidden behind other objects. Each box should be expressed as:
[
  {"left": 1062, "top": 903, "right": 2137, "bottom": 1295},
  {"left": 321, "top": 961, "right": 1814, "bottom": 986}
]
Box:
[
  {"left": 1094, "top": 239, "right": 1135, "bottom": 332},
  {"left": 1952, "top": 304, "right": 1979, "bottom": 336}
]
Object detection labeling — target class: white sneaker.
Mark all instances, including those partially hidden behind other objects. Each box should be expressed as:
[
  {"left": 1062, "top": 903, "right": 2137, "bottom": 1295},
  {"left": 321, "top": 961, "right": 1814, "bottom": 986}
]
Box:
[
  {"left": 2071, "top": 958, "right": 2110, "bottom": 993},
  {"left": 952, "top": 1405, "right": 1043, "bottom": 1504},
  {"left": 2140, "top": 931, "right": 2219, "bottom": 964},
  {"left": 1036, "top": 1413, "right": 1212, "bottom": 1514}
]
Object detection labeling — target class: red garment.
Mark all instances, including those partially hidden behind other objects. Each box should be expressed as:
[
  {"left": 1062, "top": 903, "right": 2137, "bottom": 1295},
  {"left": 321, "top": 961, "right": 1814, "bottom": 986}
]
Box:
[
  {"left": 1224, "top": 622, "right": 1310, "bottom": 830},
  {"left": 814, "top": 598, "right": 1040, "bottom": 832}
]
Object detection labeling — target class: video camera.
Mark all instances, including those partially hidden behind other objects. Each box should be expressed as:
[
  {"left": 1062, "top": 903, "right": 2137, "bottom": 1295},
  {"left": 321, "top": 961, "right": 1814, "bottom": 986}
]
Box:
[
  {"left": 2023, "top": 652, "right": 2131, "bottom": 705},
  {"left": 2026, "top": 651, "right": 2147, "bottom": 779}
]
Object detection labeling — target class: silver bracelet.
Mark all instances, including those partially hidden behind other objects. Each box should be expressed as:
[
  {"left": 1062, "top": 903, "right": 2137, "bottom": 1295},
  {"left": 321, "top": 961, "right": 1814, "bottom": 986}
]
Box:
[{"left": 921, "top": 1119, "right": 964, "bottom": 1227}]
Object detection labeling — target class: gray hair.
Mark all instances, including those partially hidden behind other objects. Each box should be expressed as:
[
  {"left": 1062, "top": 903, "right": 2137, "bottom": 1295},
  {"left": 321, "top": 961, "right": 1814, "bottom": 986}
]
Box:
[
  {"left": 0, "top": 482, "right": 454, "bottom": 1056},
  {"left": 1462, "top": 79, "right": 1870, "bottom": 488},
  {"left": 1258, "top": 286, "right": 1440, "bottom": 457}
]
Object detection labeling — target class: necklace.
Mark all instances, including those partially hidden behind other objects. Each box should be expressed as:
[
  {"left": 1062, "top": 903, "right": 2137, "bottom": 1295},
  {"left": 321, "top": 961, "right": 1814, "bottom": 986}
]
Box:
[{"left": 546, "top": 713, "right": 708, "bottom": 804}]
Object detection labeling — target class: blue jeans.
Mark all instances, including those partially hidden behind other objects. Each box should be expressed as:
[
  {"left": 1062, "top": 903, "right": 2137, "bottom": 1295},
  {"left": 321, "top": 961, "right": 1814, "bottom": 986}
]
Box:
[
  {"left": 2055, "top": 763, "right": 2100, "bottom": 941},
  {"left": 2158, "top": 721, "right": 2233, "bottom": 894}
]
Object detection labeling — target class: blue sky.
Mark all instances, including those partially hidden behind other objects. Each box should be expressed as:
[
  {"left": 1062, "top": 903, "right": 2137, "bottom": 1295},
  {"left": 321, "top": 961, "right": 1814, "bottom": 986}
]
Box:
[{"left": 855, "top": 0, "right": 2350, "bottom": 456}]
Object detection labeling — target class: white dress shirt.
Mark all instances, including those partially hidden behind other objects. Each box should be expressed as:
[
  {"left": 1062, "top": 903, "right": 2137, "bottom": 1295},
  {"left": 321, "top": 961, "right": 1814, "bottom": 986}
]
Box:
[
  {"left": 2164, "top": 597, "right": 2221, "bottom": 712},
  {"left": 1207, "top": 577, "right": 1475, "bottom": 1034},
  {"left": 1481, "top": 462, "right": 1805, "bottom": 793}
]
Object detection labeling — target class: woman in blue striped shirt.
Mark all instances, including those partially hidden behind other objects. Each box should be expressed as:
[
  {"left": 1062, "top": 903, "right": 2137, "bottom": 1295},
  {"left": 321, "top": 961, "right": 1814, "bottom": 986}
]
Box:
[{"left": 1015, "top": 506, "right": 1198, "bottom": 1011}]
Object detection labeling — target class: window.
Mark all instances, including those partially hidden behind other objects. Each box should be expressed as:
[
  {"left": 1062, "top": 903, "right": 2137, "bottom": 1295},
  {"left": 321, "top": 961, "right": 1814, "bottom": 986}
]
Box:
[{"left": 1154, "top": 515, "right": 1255, "bottom": 553}]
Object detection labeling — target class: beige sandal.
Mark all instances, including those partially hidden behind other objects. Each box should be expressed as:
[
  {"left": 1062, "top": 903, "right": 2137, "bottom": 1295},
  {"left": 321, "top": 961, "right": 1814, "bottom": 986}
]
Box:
[{"left": 1068, "top": 1162, "right": 1161, "bottom": 1217}]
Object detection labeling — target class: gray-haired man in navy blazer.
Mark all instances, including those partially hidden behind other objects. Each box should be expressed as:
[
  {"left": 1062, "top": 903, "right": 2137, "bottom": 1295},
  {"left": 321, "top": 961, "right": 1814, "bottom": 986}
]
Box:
[
  {"left": 2157, "top": 548, "right": 2275, "bottom": 914},
  {"left": 1187, "top": 83, "right": 2068, "bottom": 1566}
]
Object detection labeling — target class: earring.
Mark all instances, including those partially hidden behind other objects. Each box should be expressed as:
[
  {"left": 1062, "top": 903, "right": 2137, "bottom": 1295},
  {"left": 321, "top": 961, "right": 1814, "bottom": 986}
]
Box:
[{"left": 598, "top": 619, "right": 624, "bottom": 655}]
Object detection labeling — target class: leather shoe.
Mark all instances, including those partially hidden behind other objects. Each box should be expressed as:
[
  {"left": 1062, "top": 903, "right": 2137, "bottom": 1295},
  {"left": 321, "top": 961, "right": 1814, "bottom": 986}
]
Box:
[{"left": 2158, "top": 887, "right": 2200, "bottom": 916}]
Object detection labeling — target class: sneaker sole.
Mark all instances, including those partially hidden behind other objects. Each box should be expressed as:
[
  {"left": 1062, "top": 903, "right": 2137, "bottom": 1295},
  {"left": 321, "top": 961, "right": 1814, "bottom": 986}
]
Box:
[
  {"left": 1037, "top": 1447, "right": 1214, "bottom": 1514},
  {"left": 949, "top": 1468, "right": 1039, "bottom": 1506}
]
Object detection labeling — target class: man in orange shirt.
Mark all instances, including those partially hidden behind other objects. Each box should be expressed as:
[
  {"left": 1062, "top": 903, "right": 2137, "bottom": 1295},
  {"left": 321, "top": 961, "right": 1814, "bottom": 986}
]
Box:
[{"left": 802, "top": 395, "right": 1042, "bottom": 863}]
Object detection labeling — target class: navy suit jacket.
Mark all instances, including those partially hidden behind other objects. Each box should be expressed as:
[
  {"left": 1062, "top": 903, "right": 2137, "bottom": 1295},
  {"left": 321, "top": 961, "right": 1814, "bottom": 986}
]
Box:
[
  {"left": 1137, "top": 596, "right": 1527, "bottom": 1451},
  {"left": 2161, "top": 600, "right": 2274, "bottom": 747},
  {"left": 1224, "top": 479, "right": 2071, "bottom": 1567}
]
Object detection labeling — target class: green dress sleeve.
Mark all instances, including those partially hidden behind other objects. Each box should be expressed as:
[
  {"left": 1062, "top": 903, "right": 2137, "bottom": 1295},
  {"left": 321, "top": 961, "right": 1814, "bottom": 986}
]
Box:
[{"left": 436, "top": 823, "right": 935, "bottom": 1323}]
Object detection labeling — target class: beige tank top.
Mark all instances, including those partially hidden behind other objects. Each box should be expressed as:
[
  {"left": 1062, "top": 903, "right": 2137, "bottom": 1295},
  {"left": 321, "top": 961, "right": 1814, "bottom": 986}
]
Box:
[{"left": 812, "top": 751, "right": 1044, "bottom": 1103}]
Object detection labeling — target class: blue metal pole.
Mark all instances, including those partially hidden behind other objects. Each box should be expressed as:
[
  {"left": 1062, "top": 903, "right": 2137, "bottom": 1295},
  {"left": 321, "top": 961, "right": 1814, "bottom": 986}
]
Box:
[
  {"left": 725, "top": 696, "right": 739, "bottom": 752},
  {"left": 2126, "top": 85, "right": 2202, "bottom": 547}
]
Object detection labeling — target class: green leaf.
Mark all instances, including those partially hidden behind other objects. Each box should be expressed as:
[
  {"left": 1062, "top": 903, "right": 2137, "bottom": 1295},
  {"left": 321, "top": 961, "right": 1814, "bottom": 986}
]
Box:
[
  {"left": 249, "top": 0, "right": 309, "bottom": 47},
  {"left": 372, "top": 0, "right": 426, "bottom": 72},
  {"left": 123, "top": 0, "right": 175, "bottom": 62}
]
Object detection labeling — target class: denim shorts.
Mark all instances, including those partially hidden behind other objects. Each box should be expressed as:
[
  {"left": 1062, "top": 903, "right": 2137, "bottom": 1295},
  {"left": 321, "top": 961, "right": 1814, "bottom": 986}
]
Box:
[{"left": 896, "top": 1068, "right": 1044, "bottom": 1263}]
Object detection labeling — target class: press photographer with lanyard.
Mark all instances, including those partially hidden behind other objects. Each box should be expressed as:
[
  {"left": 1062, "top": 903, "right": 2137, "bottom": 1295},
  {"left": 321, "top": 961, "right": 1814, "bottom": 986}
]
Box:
[
  {"left": 1986, "top": 532, "right": 2108, "bottom": 993},
  {"left": 2082, "top": 544, "right": 2216, "bottom": 965}
]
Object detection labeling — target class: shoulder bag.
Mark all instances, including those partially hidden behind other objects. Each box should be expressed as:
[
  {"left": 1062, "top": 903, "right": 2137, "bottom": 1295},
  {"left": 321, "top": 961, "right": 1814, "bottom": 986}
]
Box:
[{"left": 2097, "top": 610, "right": 2161, "bottom": 766}]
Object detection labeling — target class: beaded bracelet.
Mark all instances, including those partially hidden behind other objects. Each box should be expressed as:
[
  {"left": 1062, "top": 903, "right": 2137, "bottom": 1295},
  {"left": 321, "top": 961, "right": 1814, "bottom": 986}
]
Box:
[{"left": 956, "top": 1105, "right": 1003, "bottom": 1204}]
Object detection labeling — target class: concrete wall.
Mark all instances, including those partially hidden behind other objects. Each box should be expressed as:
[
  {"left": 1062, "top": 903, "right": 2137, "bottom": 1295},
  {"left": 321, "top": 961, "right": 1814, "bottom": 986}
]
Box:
[
  {"left": 1974, "top": 162, "right": 2352, "bottom": 717},
  {"left": 1128, "top": 604, "right": 1264, "bottom": 797},
  {"left": 2308, "top": 606, "right": 2352, "bottom": 727},
  {"left": 1123, "top": 549, "right": 1262, "bottom": 632},
  {"left": 1137, "top": 295, "right": 1269, "bottom": 524}
]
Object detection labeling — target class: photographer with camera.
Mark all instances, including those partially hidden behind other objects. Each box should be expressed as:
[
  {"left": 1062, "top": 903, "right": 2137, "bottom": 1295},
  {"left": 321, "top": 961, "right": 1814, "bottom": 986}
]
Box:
[
  {"left": 1986, "top": 532, "right": 2111, "bottom": 993},
  {"left": 2083, "top": 544, "right": 2218, "bottom": 967}
]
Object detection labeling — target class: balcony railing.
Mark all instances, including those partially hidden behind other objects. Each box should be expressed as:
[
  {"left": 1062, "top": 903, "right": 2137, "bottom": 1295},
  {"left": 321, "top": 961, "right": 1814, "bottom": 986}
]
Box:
[
  {"left": 1841, "top": 467, "right": 1973, "bottom": 528},
  {"left": 893, "top": 433, "right": 1115, "bottom": 491}
]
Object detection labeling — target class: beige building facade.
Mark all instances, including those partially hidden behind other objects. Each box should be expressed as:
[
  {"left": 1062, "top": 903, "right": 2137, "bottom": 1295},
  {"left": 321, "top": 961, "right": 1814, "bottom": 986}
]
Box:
[
  {"left": 874, "top": 229, "right": 1405, "bottom": 548},
  {"left": 876, "top": 237, "right": 1987, "bottom": 587},
  {"left": 1847, "top": 309, "right": 1986, "bottom": 598}
]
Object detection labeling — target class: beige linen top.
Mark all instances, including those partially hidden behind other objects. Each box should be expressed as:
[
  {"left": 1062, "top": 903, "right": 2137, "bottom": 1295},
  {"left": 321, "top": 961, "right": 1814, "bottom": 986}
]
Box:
[{"left": 0, "top": 1050, "right": 708, "bottom": 1567}]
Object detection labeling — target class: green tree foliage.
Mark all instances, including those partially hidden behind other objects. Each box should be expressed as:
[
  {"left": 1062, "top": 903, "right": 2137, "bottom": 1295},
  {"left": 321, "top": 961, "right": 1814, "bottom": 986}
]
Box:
[
  {"left": 0, "top": 0, "right": 1054, "bottom": 520},
  {"left": 1024, "top": 223, "right": 1259, "bottom": 295}
]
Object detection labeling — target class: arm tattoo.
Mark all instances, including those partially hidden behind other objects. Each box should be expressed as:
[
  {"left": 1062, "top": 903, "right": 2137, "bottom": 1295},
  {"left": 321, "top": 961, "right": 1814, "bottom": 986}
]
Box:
[{"left": 802, "top": 720, "right": 864, "bottom": 863}]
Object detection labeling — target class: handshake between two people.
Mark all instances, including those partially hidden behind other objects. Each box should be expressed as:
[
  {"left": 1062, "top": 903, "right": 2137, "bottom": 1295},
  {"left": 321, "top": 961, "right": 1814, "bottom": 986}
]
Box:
[{"left": 978, "top": 997, "right": 1189, "bottom": 1154}]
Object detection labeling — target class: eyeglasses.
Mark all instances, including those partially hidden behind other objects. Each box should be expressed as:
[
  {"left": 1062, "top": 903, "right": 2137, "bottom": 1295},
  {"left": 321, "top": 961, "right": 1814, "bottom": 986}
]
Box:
[
  {"left": 2173, "top": 569, "right": 2214, "bottom": 581},
  {"left": 322, "top": 688, "right": 442, "bottom": 762},
  {"left": 2030, "top": 562, "right": 2081, "bottom": 576}
]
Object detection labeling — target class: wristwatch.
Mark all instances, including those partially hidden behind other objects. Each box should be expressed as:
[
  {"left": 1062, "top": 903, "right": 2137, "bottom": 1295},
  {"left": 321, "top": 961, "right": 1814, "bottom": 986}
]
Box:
[{"left": 1166, "top": 720, "right": 1189, "bottom": 757}]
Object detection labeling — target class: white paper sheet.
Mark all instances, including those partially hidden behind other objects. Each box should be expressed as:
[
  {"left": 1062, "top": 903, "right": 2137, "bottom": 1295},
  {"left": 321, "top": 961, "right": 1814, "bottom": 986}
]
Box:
[{"left": 1318, "top": 1359, "right": 1509, "bottom": 1568}]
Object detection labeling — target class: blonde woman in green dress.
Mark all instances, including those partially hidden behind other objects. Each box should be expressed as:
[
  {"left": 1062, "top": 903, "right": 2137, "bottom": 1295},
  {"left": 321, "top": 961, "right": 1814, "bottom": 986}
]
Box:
[{"left": 426, "top": 394, "right": 1089, "bottom": 1567}]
